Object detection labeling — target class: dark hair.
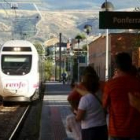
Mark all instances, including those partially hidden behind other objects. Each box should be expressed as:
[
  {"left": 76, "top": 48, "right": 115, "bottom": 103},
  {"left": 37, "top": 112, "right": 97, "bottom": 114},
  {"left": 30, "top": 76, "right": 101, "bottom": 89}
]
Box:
[
  {"left": 115, "top": 52, "right": 132, "bottom": 72},
  {"left": 82, "top": 65, "right": 95, "bottom": 76},
  {"left": 82, "top": 72, "right": 100, "bottom": 94}
]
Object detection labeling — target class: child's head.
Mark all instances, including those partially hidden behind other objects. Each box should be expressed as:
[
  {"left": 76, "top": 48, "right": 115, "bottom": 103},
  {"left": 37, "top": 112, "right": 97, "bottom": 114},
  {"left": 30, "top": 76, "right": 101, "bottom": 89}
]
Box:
[{"left": 82, "top": 72, "right": 99, "bottom": 94}]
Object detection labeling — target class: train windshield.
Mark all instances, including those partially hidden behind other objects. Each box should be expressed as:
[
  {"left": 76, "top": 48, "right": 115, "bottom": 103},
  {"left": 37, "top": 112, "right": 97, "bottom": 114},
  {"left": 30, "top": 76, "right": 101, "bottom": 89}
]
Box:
[{"left": 1, "top": 55, "right": 32, "bottom": 75}]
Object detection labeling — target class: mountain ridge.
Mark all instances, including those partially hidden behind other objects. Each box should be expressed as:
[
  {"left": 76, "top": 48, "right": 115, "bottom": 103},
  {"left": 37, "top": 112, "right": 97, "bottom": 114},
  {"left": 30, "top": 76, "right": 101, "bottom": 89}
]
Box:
[{"left": 0, "top": 9, "right": 102, "bottom": 44}]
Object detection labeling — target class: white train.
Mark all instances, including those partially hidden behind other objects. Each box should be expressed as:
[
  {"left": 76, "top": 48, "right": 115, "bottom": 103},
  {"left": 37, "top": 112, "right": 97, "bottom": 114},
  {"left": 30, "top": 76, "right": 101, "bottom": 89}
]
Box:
[{"left": 0, "top": 40, "right": 45, "bottom": 102}]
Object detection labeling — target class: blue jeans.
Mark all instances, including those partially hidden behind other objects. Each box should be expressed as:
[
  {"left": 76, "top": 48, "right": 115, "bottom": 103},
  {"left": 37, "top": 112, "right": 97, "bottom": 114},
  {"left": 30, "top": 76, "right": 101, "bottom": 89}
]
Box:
[{"left": 110, "top": 137, "right": 140, "bottom": 140}]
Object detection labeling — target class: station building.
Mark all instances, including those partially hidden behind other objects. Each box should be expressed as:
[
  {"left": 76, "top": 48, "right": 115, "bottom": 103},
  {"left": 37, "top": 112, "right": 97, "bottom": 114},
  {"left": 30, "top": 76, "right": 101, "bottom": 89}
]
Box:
[{"left": 89, "top": 33, "right": 140, "bottom": 81}]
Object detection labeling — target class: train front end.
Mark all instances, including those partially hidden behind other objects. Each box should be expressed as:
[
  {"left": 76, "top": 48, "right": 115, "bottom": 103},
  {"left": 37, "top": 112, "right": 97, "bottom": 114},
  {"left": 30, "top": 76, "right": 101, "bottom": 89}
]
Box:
[{"left": 0, "top": 40, "right": 40, "bottom": 102}]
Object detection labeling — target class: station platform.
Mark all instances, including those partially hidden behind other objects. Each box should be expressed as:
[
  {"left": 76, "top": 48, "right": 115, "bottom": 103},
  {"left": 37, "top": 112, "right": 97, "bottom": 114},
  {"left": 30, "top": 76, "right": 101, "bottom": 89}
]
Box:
[{"left": 39, "top": 90, "right": 74, "bottom": 140}]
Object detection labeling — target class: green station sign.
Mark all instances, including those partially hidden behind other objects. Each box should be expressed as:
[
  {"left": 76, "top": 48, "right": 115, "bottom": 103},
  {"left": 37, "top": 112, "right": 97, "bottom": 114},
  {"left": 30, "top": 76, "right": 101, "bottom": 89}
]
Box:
[{"left": 99, "top": 11, "right": 140, "bottom": 29}]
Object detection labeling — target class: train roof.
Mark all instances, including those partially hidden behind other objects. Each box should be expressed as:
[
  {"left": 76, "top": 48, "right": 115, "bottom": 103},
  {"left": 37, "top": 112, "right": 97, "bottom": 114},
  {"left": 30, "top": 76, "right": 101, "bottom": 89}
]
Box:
[{"left": 2, "top": 40, "right": 34, "bottom": 47}]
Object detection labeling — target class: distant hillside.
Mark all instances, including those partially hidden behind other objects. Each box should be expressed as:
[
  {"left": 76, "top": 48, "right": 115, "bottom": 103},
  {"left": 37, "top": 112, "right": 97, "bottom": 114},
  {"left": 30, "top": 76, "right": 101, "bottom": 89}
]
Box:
[
  {"left": 0, "top": 10, "right": 104, "bottom": 44},
  {"left": 35, "top": 10, "right": 103, "bottom": 40}
]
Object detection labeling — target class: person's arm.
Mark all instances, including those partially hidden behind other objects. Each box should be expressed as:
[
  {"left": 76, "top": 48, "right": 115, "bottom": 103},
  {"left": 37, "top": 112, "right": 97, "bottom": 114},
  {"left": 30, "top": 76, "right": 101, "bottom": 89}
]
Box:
[
  {"left": 129, "top": 92, "right": 140, "bottom": 112},
  {"left": 75, "top": 109, "right": 86, "bottom": 121},
  {"left": 75, "top": 96, "right": 87, "bottom": 121},
  {"left": 75, "top": 88, "right": 88, "bottom": 96},
  {"left": 102, "top": 82, "right": 110, "bottom": 109},
  {"left": 66, "top": 123, "right": 72, "bottom": 132}
]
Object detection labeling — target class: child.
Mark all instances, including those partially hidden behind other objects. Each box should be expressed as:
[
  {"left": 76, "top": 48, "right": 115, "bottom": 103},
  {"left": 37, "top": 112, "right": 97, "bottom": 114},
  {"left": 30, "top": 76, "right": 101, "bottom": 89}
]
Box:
[{"left": 66, "top": 79, "right": 82, "bottom": 140}]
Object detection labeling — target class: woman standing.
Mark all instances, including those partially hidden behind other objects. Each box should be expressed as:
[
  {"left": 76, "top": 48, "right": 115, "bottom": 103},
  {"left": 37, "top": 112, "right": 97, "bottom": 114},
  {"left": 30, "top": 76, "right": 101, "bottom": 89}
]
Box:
[{"left": 75, "top": 71, "right": 108, "bottom": 140}]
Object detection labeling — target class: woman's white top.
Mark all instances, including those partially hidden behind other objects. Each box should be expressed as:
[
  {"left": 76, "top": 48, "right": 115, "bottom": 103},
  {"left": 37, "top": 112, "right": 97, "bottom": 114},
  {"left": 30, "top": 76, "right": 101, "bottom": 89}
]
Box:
[{"left": 78, "top": 92, "right": 106, "bottom": 129}]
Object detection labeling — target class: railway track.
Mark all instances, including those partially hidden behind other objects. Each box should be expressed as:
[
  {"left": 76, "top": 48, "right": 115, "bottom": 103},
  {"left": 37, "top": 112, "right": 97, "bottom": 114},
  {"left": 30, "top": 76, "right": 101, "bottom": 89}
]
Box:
[{"left": 0, "top": 103, "right": 31, "bottom": 140}]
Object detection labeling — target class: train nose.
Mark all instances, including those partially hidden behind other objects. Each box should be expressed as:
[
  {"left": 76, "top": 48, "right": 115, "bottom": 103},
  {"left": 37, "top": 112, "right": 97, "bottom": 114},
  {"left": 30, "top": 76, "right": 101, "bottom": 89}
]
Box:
[{"left": 2, "top": 80, "right": 28, "bottom": 96}]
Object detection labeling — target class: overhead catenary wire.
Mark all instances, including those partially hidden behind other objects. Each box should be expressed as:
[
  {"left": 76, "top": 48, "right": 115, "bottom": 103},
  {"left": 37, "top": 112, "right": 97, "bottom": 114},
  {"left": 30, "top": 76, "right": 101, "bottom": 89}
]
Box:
[
  {"left": 0, "top": 0, "right": 11, "bottom": 18},
  {"left": 3, "top": 0, "right": 11, "bottom": 6}
]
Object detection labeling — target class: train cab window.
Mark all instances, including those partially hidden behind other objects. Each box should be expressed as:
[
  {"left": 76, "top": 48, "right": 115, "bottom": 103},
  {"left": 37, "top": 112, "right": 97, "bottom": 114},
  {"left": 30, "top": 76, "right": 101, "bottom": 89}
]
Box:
[{"left": 1, "top": 55, "right": 32, "bottom": 75}]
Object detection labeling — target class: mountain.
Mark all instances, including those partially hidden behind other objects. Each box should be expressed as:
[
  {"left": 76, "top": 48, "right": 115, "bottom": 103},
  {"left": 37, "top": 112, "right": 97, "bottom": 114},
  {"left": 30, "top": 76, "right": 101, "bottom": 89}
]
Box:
[
  {"left": 0, "top": 9, "right": 105, "bottom": 44},
  {"left": 0, "top": 0, "right": 137, "bottom": 44}
]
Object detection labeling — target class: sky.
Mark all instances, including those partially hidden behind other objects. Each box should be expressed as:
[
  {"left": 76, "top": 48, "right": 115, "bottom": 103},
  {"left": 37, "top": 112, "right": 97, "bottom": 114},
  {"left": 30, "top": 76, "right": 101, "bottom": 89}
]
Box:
[
  {"left": 40, "top": 0, "right": 140, "bottom": 11},
  {"left": 0, "top": 0, "right": 140, "bottom": 11}
]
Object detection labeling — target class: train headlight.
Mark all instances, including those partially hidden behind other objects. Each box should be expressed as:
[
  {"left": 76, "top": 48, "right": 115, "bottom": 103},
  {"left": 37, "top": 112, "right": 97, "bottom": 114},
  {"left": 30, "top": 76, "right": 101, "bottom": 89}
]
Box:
[
  {"left": 7, "top": 72, "right": 10, "bottom": 75},
  {"left": 13, "top": 47, "right": 21, "bottom": 51}
]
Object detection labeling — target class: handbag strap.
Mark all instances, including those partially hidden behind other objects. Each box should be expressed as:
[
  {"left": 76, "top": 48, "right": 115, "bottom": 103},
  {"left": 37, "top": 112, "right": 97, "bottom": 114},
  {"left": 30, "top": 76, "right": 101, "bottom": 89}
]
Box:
[
  {"left": 93, "top": 93, "right": 102, "bottom": 105},
  {"left": 93, "top": 92, "right": 107, "bottom": 116}
]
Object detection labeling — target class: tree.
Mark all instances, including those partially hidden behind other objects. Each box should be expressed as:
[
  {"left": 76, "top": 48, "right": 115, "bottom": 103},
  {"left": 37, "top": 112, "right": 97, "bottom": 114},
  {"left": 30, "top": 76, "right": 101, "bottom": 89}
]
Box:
[
  {"left": 44, "top": 59, "right": 53, "bottom": 80},
  {"left": 33, "top": 42, "right": 45, "bottom": 55},
  {"left": 34, "top": 42, "right": 54, "bottom": 81},
  {"left": 84, "top": 24, "right": 92, "bottom": 35},
  {"left": 75, "top": 33, "right": 86, "bottom": 43},
  {"left": 75, "top": 33, "right": 86, "bottom": 50}
]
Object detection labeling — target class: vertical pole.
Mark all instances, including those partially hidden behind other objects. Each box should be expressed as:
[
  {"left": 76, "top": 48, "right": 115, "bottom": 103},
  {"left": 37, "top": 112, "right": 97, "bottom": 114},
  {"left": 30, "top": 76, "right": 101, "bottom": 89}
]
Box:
[
  {"left": 77, "top": 40, "right": 79, "bottom": 82},
  {"left": 59, "top": 33, "right": 62, "bottom": 82},
  {"left": 55, "top": 44, "right": 56, "bottom": 81},
  {"left": 70, "top": 49, "right": 73, "bottom": 82},
  {"left": 105, "top": 0, "right": 109, "bottom": 81},
  {"left": 105, "top": 29, "right": 109, "bottom": 81},
  {"left": 86, "top": 37, "right": 89, "bottom": 65},
  {"left": 105, "top": 0, "right": 107, "bottom": 10},
  {"left": 71, "top": 57, "right": 73, "bottom": 81},
  {"left": 78, "top": 58, "right": 80, "bottom": 82}
]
